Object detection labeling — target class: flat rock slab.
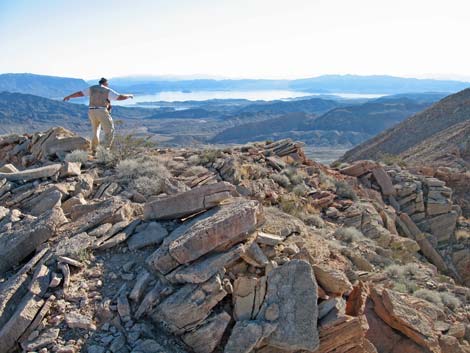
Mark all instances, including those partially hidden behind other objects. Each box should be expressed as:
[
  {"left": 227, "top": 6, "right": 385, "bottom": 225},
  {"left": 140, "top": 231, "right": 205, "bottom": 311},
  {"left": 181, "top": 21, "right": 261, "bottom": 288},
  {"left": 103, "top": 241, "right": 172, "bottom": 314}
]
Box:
[
  {"left": 224, "top": 320, "right": 276, "bottom": 353},
  {"left": 128, "top": 222, "right": 168, "bottom": 250},
  {"left": 167, "top": 244, "right": 244, "bottom": 284},
  {"left": 169, "top": 199, "right": 260, "bottom": 265},
  {"left": 0, "top": 207, "right": 66, "bottom": 273},
  {"left": 313, "top": 264, "right": 353, "bottom": 295},
  {"left": 372, "top": 167, "right": 396, "bottom": 196},
  {"left": 147, "top": 199, "right": 260, "bottom": 274},
  {"left": 340, "top": 161, "right": 378, "bottom": 177},
  {"left": 0, "top": 293, "right": 45, "bottom": 353},
  {"left": 151, "top": 275, "right": 227, "bottom": 335},
  {"left": 370, "top": 287, "right": 440, "bottom": 353},
  {"left": 182, "top": 311, "right": 231, "bottom": 353},
  {"left": 256, "top": 259, "right": 319, "bottom": 351},
  {"left": 144, "top": 181, "right": 236, "bottom": 220},
  {"left": 0, "top": 163, "right": 62, "bottom": 182}
]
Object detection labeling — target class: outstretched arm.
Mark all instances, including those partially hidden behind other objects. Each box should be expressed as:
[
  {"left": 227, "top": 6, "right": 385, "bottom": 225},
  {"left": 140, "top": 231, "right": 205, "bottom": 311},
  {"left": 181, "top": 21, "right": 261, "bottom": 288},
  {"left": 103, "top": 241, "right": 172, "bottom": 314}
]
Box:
[
  {"left": 116, "top": 94, "right": 134, "bottom": 101},
  {"left": 63, "top": 91, "right": 85, "bottom": 101}
]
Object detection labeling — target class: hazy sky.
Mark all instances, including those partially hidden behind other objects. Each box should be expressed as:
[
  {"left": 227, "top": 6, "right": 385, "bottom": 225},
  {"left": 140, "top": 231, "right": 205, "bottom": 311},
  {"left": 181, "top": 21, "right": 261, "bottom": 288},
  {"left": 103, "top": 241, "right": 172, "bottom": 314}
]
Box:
[{"left": 1, "top": 0, "right": 469, "bottom": 80}]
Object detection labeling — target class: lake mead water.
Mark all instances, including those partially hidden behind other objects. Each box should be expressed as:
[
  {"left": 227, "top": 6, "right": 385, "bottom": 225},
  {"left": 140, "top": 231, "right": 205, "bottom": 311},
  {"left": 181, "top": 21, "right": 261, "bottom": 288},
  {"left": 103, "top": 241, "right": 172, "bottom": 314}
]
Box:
[{"left": 114, "top": 90, "right": 385, "bottom": 106}]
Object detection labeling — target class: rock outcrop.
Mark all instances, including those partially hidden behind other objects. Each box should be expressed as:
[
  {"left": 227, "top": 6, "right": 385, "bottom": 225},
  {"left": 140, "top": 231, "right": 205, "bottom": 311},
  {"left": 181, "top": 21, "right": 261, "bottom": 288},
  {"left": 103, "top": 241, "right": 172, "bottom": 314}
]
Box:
[{"left": 0, "top": 128, "right": 469, "bottom": 353}]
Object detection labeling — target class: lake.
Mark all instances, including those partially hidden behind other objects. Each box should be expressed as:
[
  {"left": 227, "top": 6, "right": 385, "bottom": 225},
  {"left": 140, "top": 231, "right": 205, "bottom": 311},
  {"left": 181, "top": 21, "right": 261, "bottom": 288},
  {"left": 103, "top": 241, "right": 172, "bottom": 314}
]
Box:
[{"left": 113, "top": 90, "right": 385, "bottom": 106}]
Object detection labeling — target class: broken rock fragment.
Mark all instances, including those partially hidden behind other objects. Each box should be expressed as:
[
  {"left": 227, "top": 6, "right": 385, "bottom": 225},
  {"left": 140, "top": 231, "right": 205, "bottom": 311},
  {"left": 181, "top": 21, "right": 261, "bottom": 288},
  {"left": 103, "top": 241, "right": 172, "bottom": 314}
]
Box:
[
  {"left": 143, "top": 181, "right": 236, "bottom": 220},
  {"left": 0, "top": 207, "right": 66, "bottom": 273},
  {"left": 151, "top": 275, "right": 227, "bottom": 335},
  {"left": 256, "top": 259, "right": 319, "bottom": 351}
]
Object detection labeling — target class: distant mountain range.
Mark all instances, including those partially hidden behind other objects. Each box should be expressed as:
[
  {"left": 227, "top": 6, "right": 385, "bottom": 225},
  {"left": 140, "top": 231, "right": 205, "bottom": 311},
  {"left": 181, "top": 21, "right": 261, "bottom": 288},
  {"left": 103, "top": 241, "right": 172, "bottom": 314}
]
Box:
[
  {"left": 341, "top": 88, "right": 470, "bottom": 168},
  {"left": 0, "top": 92, "right": 158, "bottom": 134},
  {"left": 0, "top": 73, "right": 88, "bottom": 99},
  {"left": 2, "top": 73, "right": 469, "bottom": 98},
  {"left": 210, "top": 94, "right": 444, "bottom": 145}
]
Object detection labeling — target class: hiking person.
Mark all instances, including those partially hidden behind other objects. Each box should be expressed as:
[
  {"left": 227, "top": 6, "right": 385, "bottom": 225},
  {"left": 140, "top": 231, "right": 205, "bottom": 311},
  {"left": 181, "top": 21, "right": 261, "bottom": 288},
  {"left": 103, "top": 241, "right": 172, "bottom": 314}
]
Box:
[{"left": 63, "top": 78, "right": 133, "bottom": 152}]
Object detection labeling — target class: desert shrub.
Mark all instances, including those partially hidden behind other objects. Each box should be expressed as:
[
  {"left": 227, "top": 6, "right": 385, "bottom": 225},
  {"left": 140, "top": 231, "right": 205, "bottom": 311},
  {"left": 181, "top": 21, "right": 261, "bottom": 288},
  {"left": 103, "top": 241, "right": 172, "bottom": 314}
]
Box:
[
  {"left": 414, "top": 289, "right": 443, "bottom": 306},
  {"left": 303, "top": 214, "right": 325, "bottom": 228},
  {"left": 378, "top": 153, "right": 407, "bottom": 167},
  {"left": 182, "top": 165, "right": 209, "bottom": 177},
  {"left": 199, "top": 149, "right": 223, "bottom": 165},
  {"left": 402, "top": 263, "right": 420, "bottom": 279},
  {"left": 132, "top": 176, "right": 165, "bottom": 196},
  {"left": 95, "top": 146, "right": 116, "bottom": 166},
  {"left": 384, "top": 264, "right": 405, "bottom": 281},
  {"left": 293, "top": 184, "right": 309, "bottom": 196},
  {"left": 439, "top": 292, "right": 460, "bottom": 310},
  {"left": 393, "top": 280, "right": 418, "bottom": 294},
  {"left": 272, "top": 174, "right": 291, "bottom": 188},
  {"left": 187, "top": 154, "right": 201, "bottom": 165},
  {"left": 116, "top": 156, "right": 171, "bottom": 196},
  {"left": 318, "top": 170, "right": 336, "bottom": 190},
  {"left": 65, "top": 150, "right": 88, "bottom": 164},
  {"left": 277, "top": 194, "right": 305, "bottom": 218},
  {"left": 334, "top": 180, "right": 358, "bottom": 201},
  {"left": 111, "top": 123, "right": 156, "bottom": 163},
  {"left": 333, "top": 227, "right": 364, "bottom": 243},
  {"left": 249, "top": 164, "right": 269, "bottom": 179}
]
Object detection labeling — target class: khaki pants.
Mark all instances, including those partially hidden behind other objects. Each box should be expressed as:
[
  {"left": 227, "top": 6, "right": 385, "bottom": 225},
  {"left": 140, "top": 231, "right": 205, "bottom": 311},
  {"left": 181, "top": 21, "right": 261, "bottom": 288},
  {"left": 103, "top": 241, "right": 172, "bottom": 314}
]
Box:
[{"left": 88, "top": 109, "right": 115, "bottom": 151}]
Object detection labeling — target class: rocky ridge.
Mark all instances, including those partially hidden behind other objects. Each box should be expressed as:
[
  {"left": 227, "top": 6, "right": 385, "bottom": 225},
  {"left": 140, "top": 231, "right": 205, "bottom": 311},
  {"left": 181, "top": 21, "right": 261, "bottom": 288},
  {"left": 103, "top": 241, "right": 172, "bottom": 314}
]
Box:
[{"left": 0, "top": 127, "right": 469, "bottom": 353}]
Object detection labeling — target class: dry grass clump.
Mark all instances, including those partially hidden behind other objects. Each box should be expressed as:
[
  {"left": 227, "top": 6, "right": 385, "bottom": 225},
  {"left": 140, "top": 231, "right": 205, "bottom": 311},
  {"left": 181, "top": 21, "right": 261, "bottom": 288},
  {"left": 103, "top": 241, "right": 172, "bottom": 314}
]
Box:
[
  {"left": 272, "top": 174, "right": 291, "bottom": 188},
  {"left": 333, "top": 227, "right": 364, "bottom": 243},
  {"left": 414, "top": 289, "right": 443, "bottom": 306},
  {"left": 378, "top": 153, "right": 407, "bottom": 167},
  {"left": 293, "top": 184, "right": 309, "bottom": 196},
  {"left": 302, "top": 214, "right": 325, "bottom": 228},
  {"left": 187, "top": 154, "right": 201, "bottom": 166},
  {"left": 182, "top": 165, "right": 209, "bottom": 177},
  {"left": 414, "top": 289, "right": 461, "bottom": 311},
  {"left": 439, "top": 292, "right": 461, "bottom": 310},
  {"left": 95, "top": 146, "right": 116, "bottom": 166},
  {"left": 334, "top": 180, "right": 358, "bottom": 201},
  {"left": 199, "top": 149, "right": 223, "bottom": 165},
  {"left": 116, "top": 156, "right": 171, "bottom": 196},
  {"left": 65, "top": 150, "right": 88, "bottom": 164},
  {"left": 384, "top": 264, "right": 405, "bottom": 281}
]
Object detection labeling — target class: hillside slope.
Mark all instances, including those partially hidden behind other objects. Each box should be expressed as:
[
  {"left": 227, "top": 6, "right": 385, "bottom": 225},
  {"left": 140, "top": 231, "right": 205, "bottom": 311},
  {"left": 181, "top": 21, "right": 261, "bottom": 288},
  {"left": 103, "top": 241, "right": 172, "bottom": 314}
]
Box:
[
  {"left": 0, "top": 92, "right": 162, "bottom": 134},
  {"left": 400, "top": 120, "right": 470, "bottom": 168},
  {"left": 0, "top": 73, "right": 88, "bottom": 98},
  {"left": 310, "top": 97, "right": 432, "bottom": 134},
  {"left": 342, "top": 88, "right": 470, "bottom": 162}
]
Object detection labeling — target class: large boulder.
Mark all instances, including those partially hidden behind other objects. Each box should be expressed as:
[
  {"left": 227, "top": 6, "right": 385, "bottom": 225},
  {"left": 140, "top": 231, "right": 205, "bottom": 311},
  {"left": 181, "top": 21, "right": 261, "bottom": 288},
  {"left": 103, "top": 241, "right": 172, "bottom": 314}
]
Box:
[{"left": 31, "top": 127, "right": 90, "bottom": 160}]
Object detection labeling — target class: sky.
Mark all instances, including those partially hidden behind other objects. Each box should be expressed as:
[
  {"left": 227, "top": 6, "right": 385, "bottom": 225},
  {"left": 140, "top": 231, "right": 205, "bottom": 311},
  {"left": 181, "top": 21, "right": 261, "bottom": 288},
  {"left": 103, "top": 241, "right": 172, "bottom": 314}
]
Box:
[{"left": 1, "top": 0, "right": 470, "bottom": 80}]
